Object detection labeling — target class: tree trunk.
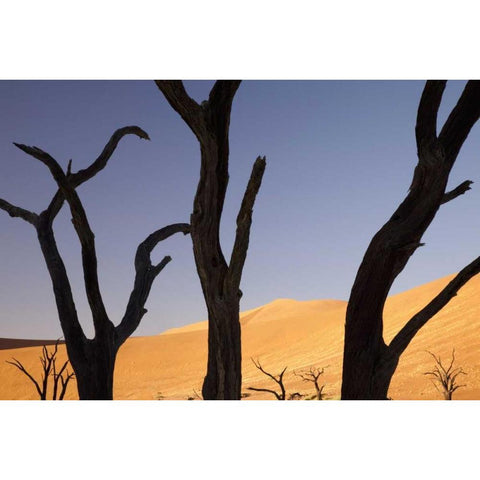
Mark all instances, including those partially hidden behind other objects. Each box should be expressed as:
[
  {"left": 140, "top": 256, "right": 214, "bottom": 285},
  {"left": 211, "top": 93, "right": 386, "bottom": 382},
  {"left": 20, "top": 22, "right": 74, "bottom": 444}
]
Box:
[
  {"left": 73, "top": 339, "right": 118, "bottom": 400},
  {"left": 341, "top": 81, "right": 480, "bottom": 400},
  {"left": 201, "top": 297, "right": 241, "bottom": 400},
  {"left": 155, "top": 81, "right": 265, "bottom": 400}
]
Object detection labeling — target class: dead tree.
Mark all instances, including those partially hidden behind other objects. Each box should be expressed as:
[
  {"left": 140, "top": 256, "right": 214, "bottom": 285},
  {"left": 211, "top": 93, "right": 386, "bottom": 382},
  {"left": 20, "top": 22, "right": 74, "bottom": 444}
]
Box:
[
  {"left": 155, "top": 81, "right": 266, "bottom": 399},
  {"left": 247, "top": 358, "right": 287, "bottom": 400},
  {"left": 424, "top": 349, "right": 466, "bottom": 400},
  {"left": 6, "top": 339, "right": 75, "bottom": 400},
  {"left": 0, "top": 127, "right": 190, "bottom": 399},
  {"left": 342, "top": 81, "right": 480, "bottom": 399},
  {"left": 294, "top": 366, "right": 327, "bottom": 400}
]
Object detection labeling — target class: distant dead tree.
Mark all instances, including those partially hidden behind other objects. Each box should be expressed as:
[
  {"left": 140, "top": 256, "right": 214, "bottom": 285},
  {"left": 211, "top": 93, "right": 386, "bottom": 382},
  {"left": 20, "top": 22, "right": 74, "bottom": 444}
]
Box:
[
  {"left": 424, "top": 349, "right": 466, "bottom": 400},
  {"left": 342, "top": 80, "right": 480, "bottom": 399},
  {"left": 155, "top": 81, "right": 266, "bottom": 400},
  {"left": 294, "top": 366, "right": 328, "bottom": 400},
  {"left": 6, "top": 339, "right": 74, "bottom": 400},
  {"left": 247, "top": 358, "right": 287, "bottom": 400},
  {"left": 0, "top": 127, "right": 190, "bottom": 399}
]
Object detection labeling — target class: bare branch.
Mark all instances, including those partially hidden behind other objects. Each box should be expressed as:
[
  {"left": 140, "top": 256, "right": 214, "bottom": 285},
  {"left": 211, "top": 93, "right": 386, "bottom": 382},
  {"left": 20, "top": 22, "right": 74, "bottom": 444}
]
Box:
[
  {"left": 439, "top": 81, "right": 480, "bottom": 164},
  {"left": 424, "top": 349, "right": 466, "bottom": 399},
  {"left": 116, "top": 222, "right": 190, "bottom": 345},
  {"left": 389, "top": 255, "right": 480, "bottom": 358},
  {"left": 5, "top": 339, "right": 74, "bottom": 400},
  {"left": 44, "top": 126, "right": 150, "bottom": 222},
  {"left": 249, "top": 358, "right": 287, "bottom": 400},
  {"left": 294, "top": 366, "right": 328, "bottom": 400},
  {"left": 14, "top": 142, "right": 111, "bottom": 333},
  {"left": 0, "top": 198, "right": 38, "bottom": 226},
  {"left": 208, "top": 81, "right": 242, "bottom": 112},
  {"left": 5, "top": 358, "right": 43, "bottom": 398},
  {"left": 154, "top": 81, "right": 205, "bottom": 140},
  {"left": 441, "top": 180, "right": 473, "bottom": 205},
  {"left": 247, "top": 386, "right": 282, "bottom": 400},
  {"left": 58, "top": 369, "right": 75, "bottom": 400},
  {"left": 228, "top": 156, "right": 266, "bottom": 291},
  {"left": 415, "top": 81, "right": 447, "bottom": 157}
]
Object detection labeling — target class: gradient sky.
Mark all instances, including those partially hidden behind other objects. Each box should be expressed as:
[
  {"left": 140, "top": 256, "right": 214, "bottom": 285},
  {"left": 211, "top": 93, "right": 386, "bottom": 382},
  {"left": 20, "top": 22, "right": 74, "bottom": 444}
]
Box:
[{"left": 1, "top": 80, "right": 479, "bottom": 339}]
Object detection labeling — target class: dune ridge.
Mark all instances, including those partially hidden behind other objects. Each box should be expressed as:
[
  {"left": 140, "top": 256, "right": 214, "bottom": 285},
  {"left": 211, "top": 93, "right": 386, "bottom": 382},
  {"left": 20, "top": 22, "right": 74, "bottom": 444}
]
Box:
[{"left": 1, "top": 273, "right": 479, "bottom": 400}]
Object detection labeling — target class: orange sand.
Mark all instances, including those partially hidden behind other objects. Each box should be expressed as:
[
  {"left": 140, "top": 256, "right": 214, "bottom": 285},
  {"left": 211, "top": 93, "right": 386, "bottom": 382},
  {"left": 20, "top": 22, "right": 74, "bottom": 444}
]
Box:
[{"left": 1, "top": 273, "right": 479, "bottom": 400}]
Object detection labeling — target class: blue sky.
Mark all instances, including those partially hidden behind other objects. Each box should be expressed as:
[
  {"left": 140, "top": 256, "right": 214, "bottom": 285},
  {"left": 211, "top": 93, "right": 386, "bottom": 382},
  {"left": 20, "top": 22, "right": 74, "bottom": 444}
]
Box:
[{"left": 1, "top": 80, "right": 479, "bottom": 339}]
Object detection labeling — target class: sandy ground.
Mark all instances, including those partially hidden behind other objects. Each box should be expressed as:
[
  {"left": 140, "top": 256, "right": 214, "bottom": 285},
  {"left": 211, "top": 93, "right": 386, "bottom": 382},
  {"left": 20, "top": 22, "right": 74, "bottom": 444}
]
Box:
[{"left": 1, "top": 273, "right": 479, "bottom": 400}]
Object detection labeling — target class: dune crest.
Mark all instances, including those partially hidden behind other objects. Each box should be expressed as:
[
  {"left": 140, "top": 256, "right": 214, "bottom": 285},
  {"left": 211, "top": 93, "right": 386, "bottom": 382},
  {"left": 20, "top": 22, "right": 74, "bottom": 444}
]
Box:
[{"left": 1, "top": 273, "right": 479, "bottom": 400}]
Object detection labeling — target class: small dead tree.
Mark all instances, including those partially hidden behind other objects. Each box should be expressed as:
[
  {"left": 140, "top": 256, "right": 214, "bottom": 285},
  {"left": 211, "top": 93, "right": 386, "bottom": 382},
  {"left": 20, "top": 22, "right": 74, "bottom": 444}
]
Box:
[
  {"left": 0, "top": 127, "right": 190, "bottom": 399},
  {"left": 342, "top": 81, "right": 480, "bottom": 399},
  {"left": 6, "top": 339, "right": 75, "bottom": 400},
  {"left": 294, "top": 366, "right": 328, "bottom": 400},
  {"left": 155, "top": 81, "right": 266, "bottom": 400},
  {"left": 247, "top": 358, "right": 287, "bottom": 400},
  {"left": 424, "top": 349, "right": 466, "bottom": 400}
]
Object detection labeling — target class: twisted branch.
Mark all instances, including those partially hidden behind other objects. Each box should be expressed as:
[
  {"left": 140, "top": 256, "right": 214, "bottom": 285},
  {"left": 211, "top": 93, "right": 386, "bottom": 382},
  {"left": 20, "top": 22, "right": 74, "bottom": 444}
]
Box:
[{"left": 116, "top": 222, "right": 191, "bottom": 345}]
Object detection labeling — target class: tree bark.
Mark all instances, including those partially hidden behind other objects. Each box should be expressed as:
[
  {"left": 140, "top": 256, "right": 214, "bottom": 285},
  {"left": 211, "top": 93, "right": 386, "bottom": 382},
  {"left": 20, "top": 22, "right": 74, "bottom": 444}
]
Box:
[{"left": 341, "top": 81, "right": 480, "bottom": 399}]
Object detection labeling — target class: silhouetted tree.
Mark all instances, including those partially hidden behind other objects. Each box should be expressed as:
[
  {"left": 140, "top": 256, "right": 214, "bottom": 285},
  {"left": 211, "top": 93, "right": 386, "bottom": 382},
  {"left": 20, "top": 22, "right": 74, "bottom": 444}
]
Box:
[
  {"left": 342, "top": 81, "right": 480, "bottom": 399},
  {"left": 424, "top": 349, "right": 466, "bottom": 400},
  {"left": 247, "top": 358, "right": 287, "bottom": 400},
  {"left": 0, "top": 127, "right": 190, "bottom": 399},
  {"left": 155, "top": 81, "right": 266, "bottom": 400},
  {"left": 6, "top": 339, "right": 74, "bottom": 400},
  {"left": 294, "top": 366, "right": 327, "bottom": 400}
]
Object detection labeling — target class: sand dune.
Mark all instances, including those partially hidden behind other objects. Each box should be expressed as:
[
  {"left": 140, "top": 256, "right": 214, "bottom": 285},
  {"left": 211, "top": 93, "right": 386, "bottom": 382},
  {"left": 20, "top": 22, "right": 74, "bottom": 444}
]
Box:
[{"left": 1, "top": 273, "right": 479, "bottom": 400}]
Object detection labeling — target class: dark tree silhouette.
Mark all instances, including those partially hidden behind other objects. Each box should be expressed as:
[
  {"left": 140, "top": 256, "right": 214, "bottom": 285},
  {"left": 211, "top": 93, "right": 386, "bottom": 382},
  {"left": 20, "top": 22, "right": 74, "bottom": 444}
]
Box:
[
  {"left": 6, "top": 339, "right": 75, "bottom": 400},
  {"left": 424, "top": 349, "right": 466, "bottom": 400},
  {"left": 247, "top": 358, "right": 287, "bottom": 400},
  {"left": 294, "top": 366, "right": 327, "bottom": 400},
  {"left": 0, "top": 127, "right": 190, "bottom": 399},
  {"left": 155, "top": 81, "right": 266, "bottom": 400},
  {"left": 342, "top": 81, "right": 480, "bottom": 399}
]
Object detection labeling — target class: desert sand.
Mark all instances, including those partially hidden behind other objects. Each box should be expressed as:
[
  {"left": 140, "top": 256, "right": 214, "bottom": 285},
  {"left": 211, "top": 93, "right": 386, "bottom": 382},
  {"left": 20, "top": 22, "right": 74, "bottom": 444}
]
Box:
[{"left": 1, "top": 272, "right": 479, "bottom": 400}]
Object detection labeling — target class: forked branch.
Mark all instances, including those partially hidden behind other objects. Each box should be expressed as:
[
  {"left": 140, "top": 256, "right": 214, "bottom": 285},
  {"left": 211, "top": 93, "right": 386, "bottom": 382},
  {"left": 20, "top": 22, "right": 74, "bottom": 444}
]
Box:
[
  {"left": 6, "top": 339, "right": 75, "bottom": 400},
  {"left": 247, "top": 358, "right": 287, "bottom": 400},
  {"left": 116, "top": 222, "right": 191, "bottom": 345},
  {"left": 14, "top": 142, "right": 111, "bottom": 332},
  {"left": 44, "top": 126, "right": 150, "bottom": 222},
  {"left": 294, "top": 366, "right": 328, "bottom": 400}
]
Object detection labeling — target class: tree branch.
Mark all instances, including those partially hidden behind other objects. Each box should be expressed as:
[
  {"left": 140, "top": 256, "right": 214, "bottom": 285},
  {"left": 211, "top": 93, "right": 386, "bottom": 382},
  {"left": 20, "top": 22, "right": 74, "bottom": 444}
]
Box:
[
  {"left": 154, "top": 81, "right": 206, "bottom": 141},
  {"left": 441, "top": 180, "right": 473, "bottom": 205},
  {"left": 249, "top": 358, "right": 287, "bottom": 400},
  {"left": 439, "top": 80, "right": 480, "bottom": 164},
  {"left": 44, "top": 126, "right": 150, "bottom": 222},
  {"left": 228, "top": 156, "right": 266, "bottom": 291},
  {"left": 208, "top": 81, "right": 242, "bottom": 112},
  {"left": 247, "top": 386, "right": 282, "bottom": 400},
  {"left": 116, "top": 222, "right": 191, "bottom": 346},
  {"left": 14, "top": 143, "right": 111, "bottom": 334},
  {"left": 0, "top": 198, "right": 38, "bottom": 226},
  {"left": 415, "top": 80, "right": 446, "bottom": 157},
  {"left": 5, "top": 358, "right": 43, "bottom": 398},
  {"left": 389, "top": 256, "right": 480, "bottom": 357}
]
